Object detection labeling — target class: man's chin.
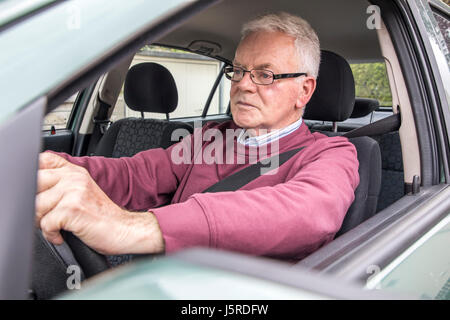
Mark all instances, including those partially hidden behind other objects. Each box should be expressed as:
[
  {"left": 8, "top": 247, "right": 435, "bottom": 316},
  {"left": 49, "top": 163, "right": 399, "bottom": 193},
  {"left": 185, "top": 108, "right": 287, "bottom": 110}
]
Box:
[{"left": 233, "top": 118, "right": 257, "bottom": 130}]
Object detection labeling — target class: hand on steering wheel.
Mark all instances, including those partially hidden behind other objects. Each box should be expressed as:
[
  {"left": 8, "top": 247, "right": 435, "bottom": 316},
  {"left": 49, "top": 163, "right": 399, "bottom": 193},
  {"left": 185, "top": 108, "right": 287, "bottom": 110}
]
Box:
[{"left": 35, "top": 152, "right": 164, "bottom": 259}]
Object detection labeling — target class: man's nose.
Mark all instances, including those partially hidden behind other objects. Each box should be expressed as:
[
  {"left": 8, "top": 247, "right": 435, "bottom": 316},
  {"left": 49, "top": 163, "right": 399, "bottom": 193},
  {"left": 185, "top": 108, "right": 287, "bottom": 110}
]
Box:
[{"left": 235, "top": 71, "right": 257, "bottom": 91}]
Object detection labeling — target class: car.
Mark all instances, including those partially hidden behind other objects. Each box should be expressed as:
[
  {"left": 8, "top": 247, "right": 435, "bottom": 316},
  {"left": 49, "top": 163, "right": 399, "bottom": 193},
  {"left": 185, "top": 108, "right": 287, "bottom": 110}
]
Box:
[{"left": 0, "top": 0, "right": 448, "bottom": 301}]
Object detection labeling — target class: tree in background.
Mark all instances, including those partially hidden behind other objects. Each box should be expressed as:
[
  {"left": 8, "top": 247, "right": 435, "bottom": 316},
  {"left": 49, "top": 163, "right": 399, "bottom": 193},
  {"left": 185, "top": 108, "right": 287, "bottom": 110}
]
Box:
[{"left": 350, "top": 63, "right": 393, "bottom": 106}]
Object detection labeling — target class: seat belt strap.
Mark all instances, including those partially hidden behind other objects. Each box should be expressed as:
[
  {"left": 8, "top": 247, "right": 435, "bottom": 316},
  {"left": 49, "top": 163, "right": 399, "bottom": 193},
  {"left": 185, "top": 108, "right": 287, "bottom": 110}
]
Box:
[
  {"left": 343, "top": 112, "right": 400, "bottom": 138},
  {"left": 87, "top": 96, "right": 112, "bottom": 155},
  {"left": 203, "top": 146, "right": 306, "bottom": 193}
]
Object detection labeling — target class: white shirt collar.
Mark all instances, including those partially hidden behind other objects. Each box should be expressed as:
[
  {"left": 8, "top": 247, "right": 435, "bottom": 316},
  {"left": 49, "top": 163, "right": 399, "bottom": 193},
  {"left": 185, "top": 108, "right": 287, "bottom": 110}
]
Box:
[{"left": 237, "top": 117, "right": 303, "bottom": 147}]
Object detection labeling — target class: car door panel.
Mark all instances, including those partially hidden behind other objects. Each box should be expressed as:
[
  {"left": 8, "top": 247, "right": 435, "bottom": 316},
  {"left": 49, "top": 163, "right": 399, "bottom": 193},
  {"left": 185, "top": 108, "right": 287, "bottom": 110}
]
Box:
[
  {"left": 41, "top": 129, "right": 74, "bottom": 154},
  {"left": 296, "top": 184, "right": 450, "bottom": 283}
]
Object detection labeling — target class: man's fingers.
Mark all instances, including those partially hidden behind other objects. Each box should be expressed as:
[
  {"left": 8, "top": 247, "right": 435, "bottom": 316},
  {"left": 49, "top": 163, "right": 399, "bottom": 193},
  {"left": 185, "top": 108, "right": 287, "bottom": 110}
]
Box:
[
  {"left": 36, "top": 169, "right": 62, "bottom": 194},
  {"left": 39, "top": 152, "right": 69, "bottom": 170},
  {"left": 35, "top": 186, "right": 63, "bottom": 227},
  {"left": 39, "top": 208, "right": 66, "bottom": 246}
]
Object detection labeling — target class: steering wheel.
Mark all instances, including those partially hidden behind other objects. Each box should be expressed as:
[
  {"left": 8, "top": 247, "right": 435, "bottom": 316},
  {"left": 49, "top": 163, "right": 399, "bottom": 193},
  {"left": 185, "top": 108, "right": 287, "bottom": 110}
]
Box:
[
  {"left": 60, "top": 231, "right": 110, "bottom": 278},
  {"left": 31, "top": 230, "right": 110, "bottom": 299}
]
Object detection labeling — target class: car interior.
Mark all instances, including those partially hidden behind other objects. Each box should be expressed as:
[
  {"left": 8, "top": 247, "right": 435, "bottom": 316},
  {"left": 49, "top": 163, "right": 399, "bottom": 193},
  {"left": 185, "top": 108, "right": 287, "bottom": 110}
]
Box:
[{"left": 33, "top": 0, "right": 444, "bottom": 299}]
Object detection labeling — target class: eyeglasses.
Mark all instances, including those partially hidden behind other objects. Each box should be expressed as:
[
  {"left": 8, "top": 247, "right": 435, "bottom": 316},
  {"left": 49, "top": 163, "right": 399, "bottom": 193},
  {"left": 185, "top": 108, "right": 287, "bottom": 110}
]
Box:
[{"left": 223, "top": 65, "right": 307, "bottom": 85}]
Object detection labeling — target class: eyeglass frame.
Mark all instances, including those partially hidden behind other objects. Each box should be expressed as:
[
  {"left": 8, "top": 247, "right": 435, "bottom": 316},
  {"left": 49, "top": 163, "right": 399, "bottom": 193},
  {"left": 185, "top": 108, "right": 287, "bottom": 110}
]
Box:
[{"left": 223, "top": 65, "right": 307, "bottom": 85}]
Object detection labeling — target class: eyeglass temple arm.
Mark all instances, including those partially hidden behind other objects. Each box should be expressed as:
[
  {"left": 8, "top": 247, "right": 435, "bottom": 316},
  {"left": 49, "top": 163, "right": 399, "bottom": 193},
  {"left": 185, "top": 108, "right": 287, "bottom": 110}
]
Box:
[{"left": 273, "top": 72, "right": 307, "bottom": 79}]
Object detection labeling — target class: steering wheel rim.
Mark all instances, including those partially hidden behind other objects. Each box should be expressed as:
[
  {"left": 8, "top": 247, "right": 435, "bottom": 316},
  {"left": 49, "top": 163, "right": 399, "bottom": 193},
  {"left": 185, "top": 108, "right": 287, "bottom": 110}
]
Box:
[
  {"left": 31, "top": 229, "right": 110, "bottom": 299},
  {"left": 60, "top": 230, "right": 110, "bottom": 278}
]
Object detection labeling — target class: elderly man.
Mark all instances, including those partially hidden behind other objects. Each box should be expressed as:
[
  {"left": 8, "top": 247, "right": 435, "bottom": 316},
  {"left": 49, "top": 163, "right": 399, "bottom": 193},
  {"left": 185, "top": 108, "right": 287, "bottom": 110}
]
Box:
[{"left": 36, "top": 12, "right": 359, "bottom": 261}]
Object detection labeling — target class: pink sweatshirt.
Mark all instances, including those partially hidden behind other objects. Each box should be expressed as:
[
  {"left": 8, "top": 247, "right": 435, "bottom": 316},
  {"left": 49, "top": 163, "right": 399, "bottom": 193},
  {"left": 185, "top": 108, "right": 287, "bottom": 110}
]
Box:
[{"left": 56, "top": 120, "right": 359, "bottom": 260}]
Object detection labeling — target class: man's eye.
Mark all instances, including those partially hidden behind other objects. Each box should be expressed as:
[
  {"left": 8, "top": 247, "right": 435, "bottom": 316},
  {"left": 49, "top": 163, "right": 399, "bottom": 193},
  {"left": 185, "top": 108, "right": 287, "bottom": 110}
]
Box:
[
  {"left": 257, "top": 71, "right": 272, "bottom": 79},
  {"left": 234, "top": 68, "right": 242, "bottom": 75}
]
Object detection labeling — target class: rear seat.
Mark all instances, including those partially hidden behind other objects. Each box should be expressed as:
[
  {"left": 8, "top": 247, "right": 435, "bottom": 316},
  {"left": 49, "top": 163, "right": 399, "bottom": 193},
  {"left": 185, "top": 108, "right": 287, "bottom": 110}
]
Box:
[
  {"left": 371, "top": 131, "right": 404, "bottom": 211},
  {"left": 306, "top": 97, "right": 404, "bottom": 212}
]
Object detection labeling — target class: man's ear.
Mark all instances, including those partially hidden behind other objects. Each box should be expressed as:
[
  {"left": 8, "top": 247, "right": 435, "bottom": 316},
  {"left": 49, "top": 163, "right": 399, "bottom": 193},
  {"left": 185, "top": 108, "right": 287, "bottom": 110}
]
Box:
[{"left": 295, "top": 76, "right": 316, "bottom": 109}]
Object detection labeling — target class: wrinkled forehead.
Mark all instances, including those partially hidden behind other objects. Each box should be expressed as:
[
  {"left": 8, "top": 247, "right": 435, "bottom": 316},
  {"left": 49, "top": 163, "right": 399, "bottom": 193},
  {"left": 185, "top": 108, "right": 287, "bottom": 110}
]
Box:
[{"left": 233, "top": 31, "right": 298, "bottom": 71}]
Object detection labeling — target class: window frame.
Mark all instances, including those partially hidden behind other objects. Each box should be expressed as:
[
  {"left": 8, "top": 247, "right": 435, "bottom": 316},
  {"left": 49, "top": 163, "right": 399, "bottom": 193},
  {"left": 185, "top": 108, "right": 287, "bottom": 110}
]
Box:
[{"left": 42, "top": 90, "right": 81, "bottom": 132}]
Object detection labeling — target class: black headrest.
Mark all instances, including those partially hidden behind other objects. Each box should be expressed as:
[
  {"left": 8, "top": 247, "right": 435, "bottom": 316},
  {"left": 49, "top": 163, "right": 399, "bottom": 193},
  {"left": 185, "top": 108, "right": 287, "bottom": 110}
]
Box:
[
  {"left": 303, "top": 50, "right": 355, "bottom": 122},
  {"left": 124, "top": 62, "right": 178, "bottom": 113},
  {"left": 350, "top": 98, "right": 380, "bottom": 118}
]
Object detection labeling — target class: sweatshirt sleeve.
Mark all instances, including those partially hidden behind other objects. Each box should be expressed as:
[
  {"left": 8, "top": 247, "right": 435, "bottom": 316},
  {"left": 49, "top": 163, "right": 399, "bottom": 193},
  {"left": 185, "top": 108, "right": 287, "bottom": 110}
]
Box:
[
  {"left": 152, "top": 137, "right": 359, "bottom": 260},
  {"left": 47, "top": 142, "right": 190, "bottom": 211},
  {"left": 46, "top": 121, "right": 216, "bottom": 211}
]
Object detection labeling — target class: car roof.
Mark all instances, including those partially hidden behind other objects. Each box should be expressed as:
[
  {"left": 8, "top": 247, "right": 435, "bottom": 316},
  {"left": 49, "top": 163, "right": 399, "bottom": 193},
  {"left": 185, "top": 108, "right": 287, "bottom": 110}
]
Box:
[{"left": 157, "top": 0, "right": 383, "bottom": 63}]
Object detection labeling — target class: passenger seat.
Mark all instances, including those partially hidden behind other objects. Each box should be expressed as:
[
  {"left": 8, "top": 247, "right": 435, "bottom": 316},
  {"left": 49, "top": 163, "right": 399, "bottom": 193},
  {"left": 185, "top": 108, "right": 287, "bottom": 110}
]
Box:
[
  {"left": 309, "top": 97, "right": 380, "bottom": 132},
  {"left": 308, "top": 96, "right": 404, "bottom": 212},
  {"left": 304, "top": 50, "right": 382, "bottom": 237},
  {"left": 94, "top": 62, "right": 193, "bottom": 158}
]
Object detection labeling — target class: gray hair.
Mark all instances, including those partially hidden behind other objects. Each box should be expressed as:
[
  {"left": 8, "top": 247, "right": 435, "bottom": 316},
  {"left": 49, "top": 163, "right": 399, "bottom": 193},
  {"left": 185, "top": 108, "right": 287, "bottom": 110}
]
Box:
[{"left": 241, "top": 12, "right": 321, "bottom": 78}]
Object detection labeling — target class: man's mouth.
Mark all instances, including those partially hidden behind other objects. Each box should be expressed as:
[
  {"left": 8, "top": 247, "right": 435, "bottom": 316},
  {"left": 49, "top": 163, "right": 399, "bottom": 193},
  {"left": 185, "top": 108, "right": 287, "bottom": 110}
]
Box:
[{"left": 236, "top": 101, "right": 258, "bottom": 109}]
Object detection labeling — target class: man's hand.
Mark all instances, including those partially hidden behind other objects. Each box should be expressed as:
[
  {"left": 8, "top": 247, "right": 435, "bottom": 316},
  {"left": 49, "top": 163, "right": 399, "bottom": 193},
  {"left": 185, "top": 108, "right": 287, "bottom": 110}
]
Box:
[{"left": 35, "top": 152, "right": 164, "bottom": 255}]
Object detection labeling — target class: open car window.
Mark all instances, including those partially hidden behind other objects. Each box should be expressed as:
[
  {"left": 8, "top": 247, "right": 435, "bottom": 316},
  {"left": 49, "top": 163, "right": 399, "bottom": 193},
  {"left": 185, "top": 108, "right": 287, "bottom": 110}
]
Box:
[
  {"left": 111, "top": 45, "right": 230, "bottom": 121},
  {"left": 43, "top": 92, "right": 78, "bottom": 130},
  {"left": 351, "top": 61, "right": 393, "bottom": 108}
]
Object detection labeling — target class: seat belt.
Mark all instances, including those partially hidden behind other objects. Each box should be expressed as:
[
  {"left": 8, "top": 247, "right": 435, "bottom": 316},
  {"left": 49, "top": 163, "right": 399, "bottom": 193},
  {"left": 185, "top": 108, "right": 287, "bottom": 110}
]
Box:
[
  {"left": 203, "top": 146, "right": 306, "bottom": 193},
  {"left": 343, "top": 112, "right": 401, "bottom": 138},
  {"left": 87, "top": 95, "right": 112, "bottom": 156},
  {"left": 201, "top": 113, "right": 399, "bottom": 194}
]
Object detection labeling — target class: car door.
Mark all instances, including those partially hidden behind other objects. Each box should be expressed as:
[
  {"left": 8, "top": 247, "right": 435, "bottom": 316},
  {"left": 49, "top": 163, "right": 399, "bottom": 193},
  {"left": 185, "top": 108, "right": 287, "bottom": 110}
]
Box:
[{"left": 0, "top": 0, "right": 221, "bottom": 299}]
